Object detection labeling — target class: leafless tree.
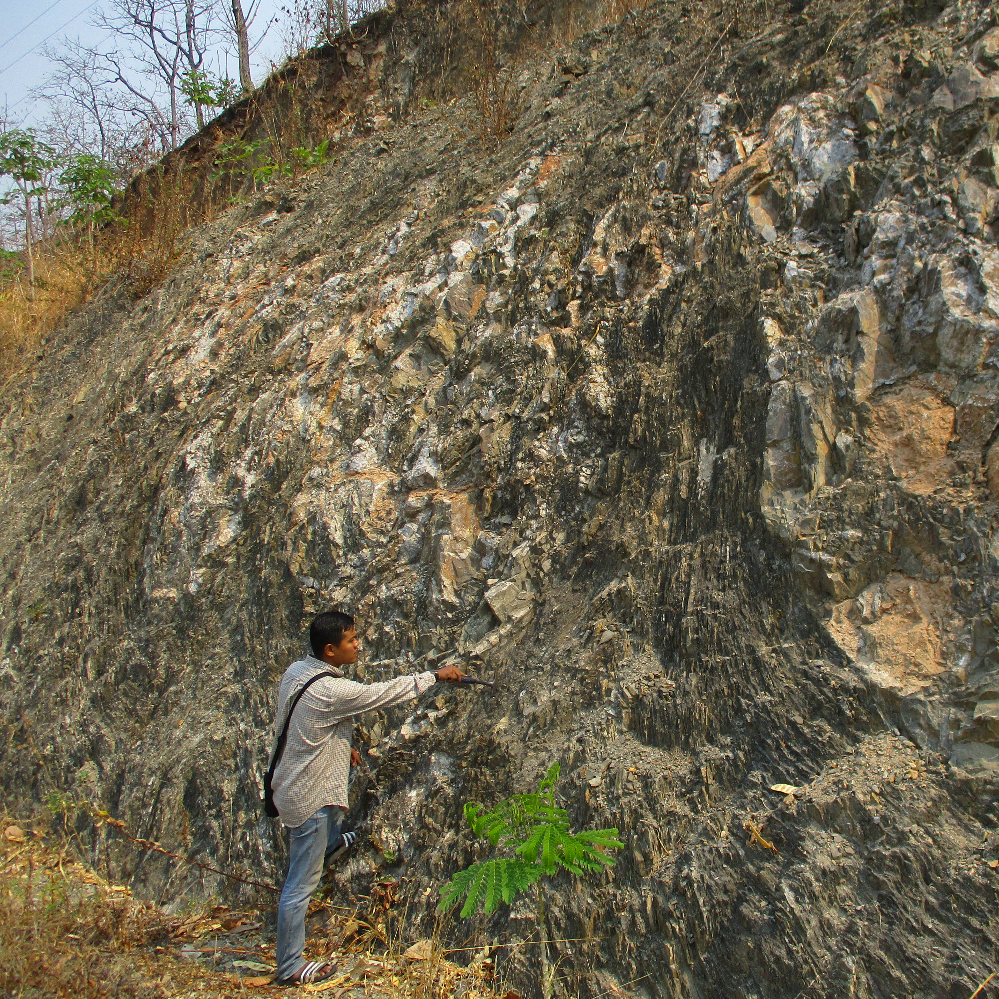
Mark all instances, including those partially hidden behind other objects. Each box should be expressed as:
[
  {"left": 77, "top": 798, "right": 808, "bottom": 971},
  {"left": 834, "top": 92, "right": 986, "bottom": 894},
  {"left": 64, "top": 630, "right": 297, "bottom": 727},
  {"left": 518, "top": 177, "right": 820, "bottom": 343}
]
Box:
[
  {"left": 34, "top": 40, "right": 122, "bottom": 163},
  {"left": 277, "top": 2, "right": 318, "bottom": 60},
  {"left": 321, "top": 0, "right": 349, "bottom": 40},
  {"left": 93, "top": 0, "right": 218, "bottom": 147},
  {"left": 276, "top": 0, "right": 385, "bottom": 61}
]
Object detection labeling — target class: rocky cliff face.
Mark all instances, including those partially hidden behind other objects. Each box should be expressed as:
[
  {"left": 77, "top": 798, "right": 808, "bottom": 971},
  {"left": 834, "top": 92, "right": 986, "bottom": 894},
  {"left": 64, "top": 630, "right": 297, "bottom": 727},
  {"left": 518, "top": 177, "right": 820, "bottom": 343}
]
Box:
[{"left": 4, "top": 0, "right": 999, "bottom": 995}]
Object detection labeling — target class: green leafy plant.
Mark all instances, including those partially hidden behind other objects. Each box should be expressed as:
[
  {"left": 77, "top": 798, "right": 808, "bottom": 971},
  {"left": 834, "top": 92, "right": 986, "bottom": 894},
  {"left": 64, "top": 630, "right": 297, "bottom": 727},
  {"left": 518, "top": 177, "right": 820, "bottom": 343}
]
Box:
[
  {"left": 290, "top": 140, "right": 330, "bottom": 172},
  {"left": 0, "top": 129, "right": 56, "bottom": 294},
  {"left": 180, "top": 68, "right": 215, "bottom": 107},
  {"left": 210, "top": 137, "right": 264, "bottom": 184},
  {"left": 58, "top": 155, "right": 122, "bottom": 251},
  {"left": 251, "top": 159, "right": 291, "bottom": 186},
  {"left": 0, "top": 247, "right": 22, "bottom": 284},
  {"left": 212, "top": 77, "right": 241, "bottom": 109},
  {"left": 181, "top": 69, "right": 241, "bottom": 128},
  {"left": 439, "top": 763, "right": 622, "bottom": 997}
]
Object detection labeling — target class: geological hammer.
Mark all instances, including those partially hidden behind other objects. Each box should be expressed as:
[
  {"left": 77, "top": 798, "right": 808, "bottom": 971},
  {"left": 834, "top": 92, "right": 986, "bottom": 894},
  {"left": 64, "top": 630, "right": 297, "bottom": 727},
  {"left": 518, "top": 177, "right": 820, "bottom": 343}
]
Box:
[
  {"left": 429, "top": 648, "right": 497, "bottom": 688},
  {"left": 458, "top": 674, "right": 496, "bottom": 687}
]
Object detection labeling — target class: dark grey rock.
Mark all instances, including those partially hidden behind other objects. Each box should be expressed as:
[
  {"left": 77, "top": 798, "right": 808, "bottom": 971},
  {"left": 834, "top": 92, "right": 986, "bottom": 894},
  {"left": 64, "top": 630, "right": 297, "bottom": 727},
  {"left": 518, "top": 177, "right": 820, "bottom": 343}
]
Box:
[{"left": 3, "top": 2, "right": 999, "bottom": 998}]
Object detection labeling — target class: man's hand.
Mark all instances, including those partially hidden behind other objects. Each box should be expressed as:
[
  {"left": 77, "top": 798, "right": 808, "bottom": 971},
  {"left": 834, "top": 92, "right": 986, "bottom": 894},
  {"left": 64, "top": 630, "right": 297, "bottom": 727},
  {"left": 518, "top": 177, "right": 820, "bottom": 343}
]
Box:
[
  {"left": 434, "top": 663, "right": 465, "bottom": 683},
  {"left": 350, "top": 748, "right": 362, "bottom": 768}
]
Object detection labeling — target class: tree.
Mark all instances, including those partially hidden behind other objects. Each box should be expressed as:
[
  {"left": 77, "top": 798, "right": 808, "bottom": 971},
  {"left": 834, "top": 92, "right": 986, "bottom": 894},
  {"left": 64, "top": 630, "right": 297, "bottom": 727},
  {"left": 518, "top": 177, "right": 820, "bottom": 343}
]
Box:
[
  {"left": 0, "top": 130, "right": 57, "bottom": 295},
  {"left": 228, "top": 0, "right": 256, "bottom": 94},
  {"left": 38, "top": 34, "right": 174, "bottom": 178},
  {"left": 321, "top": 0, "right": 349, "bottom": 41},
  {"left": 35, "top": 39, "right": 124, "bottom": 165},
  {"left": 58, "top": 154, "right": 121, "bottom": 252},
  {"left": 93, "top": 0, "right": 218, "bottom": 147},
  {"left": 180, "top": 68, "right": 239, "bottom": 119}
]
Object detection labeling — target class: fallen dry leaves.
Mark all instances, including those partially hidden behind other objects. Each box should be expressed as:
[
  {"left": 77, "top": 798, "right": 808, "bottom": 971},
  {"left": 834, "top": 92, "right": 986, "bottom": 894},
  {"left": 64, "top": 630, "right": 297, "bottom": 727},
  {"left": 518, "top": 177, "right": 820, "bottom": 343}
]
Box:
[{"left": 1, "top": 813, "right": 511, "bottom": 999}]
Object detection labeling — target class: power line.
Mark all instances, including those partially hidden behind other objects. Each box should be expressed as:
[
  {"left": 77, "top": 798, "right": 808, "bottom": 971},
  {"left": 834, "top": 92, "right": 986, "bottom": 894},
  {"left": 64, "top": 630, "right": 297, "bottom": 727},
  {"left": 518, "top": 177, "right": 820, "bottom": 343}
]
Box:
[
  {"left": 0, "top": 0, "right": 103, "bottom": 80},
  {"left": 0, "top": 0, "right": 72, "bottom": 54},
  {"left": 3, "top": 24, "right": 118, "bottom": 120}
]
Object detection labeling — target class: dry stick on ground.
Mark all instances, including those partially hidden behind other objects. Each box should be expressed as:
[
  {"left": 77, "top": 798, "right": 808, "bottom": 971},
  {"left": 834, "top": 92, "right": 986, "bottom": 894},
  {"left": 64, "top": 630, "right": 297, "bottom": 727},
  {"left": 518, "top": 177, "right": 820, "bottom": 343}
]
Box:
[
  {"left": 969, "top": 973, "right": 997, "bottom": 999},
  {"left": 444, "top": 937, "right": 606, "bottom": 955},
  {"left": 87, "top": 805, "right": 280, "bottom": 893},
  {"left": 744, "top": 817, "right": 779, "bottom": 853},
  {"left": 590, "top": 974, "right": 653, "bottom": 999},
  {"left": 824, "top": 0, "right": 867, "bottom": 55},
  {"left": 565, "top": 321, "right": 604, "bottom": 376}
]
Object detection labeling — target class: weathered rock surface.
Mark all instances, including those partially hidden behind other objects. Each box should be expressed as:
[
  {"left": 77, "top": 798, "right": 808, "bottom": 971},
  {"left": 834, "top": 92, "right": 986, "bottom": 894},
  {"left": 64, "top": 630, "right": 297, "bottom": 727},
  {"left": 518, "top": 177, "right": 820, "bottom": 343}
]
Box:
[{"left": 4, "top": 0, "right": 999, "bottom": 996}]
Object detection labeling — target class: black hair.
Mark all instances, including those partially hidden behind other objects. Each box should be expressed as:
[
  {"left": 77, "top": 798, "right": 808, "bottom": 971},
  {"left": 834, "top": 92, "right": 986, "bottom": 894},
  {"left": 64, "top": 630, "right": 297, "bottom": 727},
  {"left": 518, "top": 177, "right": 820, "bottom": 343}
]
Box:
[{"left": 310, "top": 610, "right": 355, "bottom": 657}]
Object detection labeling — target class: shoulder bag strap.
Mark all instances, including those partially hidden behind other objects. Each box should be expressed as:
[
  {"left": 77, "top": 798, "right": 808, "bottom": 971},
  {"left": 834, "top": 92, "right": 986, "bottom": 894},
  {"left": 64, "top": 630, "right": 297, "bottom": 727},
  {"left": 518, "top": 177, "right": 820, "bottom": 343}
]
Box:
[{"left": 268, "top": 670, "right": 337, "bottom": 772}]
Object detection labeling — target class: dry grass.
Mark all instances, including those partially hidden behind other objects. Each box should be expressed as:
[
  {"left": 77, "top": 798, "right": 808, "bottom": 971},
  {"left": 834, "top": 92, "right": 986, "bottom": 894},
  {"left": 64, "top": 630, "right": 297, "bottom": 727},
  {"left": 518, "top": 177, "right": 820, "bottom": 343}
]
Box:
[
  {"left": 0, "top": 174, "right": 191, "bottom": 384},
  {"left": 1, "top": 823, "right": 173, "bottom": 998},
  {"left": 0, "top": 817, "right": 514, "bottom": 999},
  {"left": 0, "top": 247, "right": 94, "bottom": 383}
]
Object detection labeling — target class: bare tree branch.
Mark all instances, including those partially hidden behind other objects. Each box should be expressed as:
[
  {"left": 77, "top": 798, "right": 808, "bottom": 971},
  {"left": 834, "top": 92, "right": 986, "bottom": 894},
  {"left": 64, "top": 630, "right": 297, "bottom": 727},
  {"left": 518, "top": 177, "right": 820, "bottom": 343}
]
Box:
[{"left": 92, "top": 0, "right": 217, "bottom": 148}]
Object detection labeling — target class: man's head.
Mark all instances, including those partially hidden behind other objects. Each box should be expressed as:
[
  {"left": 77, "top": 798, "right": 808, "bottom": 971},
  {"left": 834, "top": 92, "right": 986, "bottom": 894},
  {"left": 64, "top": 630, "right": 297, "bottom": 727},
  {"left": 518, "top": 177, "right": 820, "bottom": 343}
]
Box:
[{"left": 310, "top": 610, "right": 359, "bottom": 666}]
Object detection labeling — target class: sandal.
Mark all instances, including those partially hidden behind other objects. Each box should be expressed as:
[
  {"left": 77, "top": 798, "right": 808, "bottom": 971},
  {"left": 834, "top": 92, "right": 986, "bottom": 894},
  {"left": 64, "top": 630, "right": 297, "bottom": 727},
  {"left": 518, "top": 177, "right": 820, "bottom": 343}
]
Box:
[
  {"left": 277, "top": 960, "right": 337, "bottom": 986},
  {"left": 325, "top": 829, "right": 361, "bottom": 865}
]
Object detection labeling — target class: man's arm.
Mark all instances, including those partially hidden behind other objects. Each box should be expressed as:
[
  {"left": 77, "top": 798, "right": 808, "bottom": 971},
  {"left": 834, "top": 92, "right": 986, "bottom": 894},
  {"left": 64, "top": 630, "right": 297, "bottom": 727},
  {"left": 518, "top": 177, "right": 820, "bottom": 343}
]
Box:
[{"left": 322, "top": 664, "right": 464, "bottom": 722}]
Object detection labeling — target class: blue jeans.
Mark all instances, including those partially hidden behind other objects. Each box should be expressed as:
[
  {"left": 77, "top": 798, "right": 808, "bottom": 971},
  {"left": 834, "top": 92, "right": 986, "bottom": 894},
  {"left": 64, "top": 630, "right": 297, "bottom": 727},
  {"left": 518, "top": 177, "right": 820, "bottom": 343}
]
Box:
[{"left": 275, "top": 805, "right": 344, "bottom": 980}]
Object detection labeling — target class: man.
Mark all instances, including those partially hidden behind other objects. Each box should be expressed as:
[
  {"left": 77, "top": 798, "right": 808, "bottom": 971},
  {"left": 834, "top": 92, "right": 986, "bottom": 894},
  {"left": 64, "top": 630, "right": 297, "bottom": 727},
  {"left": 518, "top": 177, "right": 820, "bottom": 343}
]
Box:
[{"left": 269, "top": 609, "right": 464, "bottom": 985}]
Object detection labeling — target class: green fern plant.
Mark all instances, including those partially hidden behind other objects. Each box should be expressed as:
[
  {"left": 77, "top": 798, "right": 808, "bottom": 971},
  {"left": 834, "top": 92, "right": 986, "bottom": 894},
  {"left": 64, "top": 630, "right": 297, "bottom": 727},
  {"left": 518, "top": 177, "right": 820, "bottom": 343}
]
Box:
[{"left": 439, "top": 763, "right": 622, "bottom": 998}]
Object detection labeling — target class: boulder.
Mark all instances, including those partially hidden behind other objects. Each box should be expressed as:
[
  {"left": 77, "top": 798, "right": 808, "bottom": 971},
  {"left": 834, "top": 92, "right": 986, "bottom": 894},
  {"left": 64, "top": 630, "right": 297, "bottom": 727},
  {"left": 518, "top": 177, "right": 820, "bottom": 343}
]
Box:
[
  {"left": 956, "top": 175, "right": 999, "bottom": 233},
  {"left": 932, "top": 65, "right": 999, "bottom": 114},
  {"left": 405, "top": 450, "right": 440, "bottom": 488},
  {"left": 818, "top": 288, "right": 882, "bottom": 402},
  {"left": 986, "top": 437, "right": 999, "bottom": 499},
  {"left": 851, "top": 83, "right": 890, "bottom": 131},
  {"left": 442, "top": 273, "right": 486, "bottom": 322},
  {"left": 951, "top": 741, "right": 999, "bottom": 774},
  {"left": 974, "top": 27, "right": 999, "bottom": 72},
  {"left": 484, "top": 579, "right": 534, "bottom": 622},
  {"left": 746, "top": 180, "right": 784, "bottom": 242}
]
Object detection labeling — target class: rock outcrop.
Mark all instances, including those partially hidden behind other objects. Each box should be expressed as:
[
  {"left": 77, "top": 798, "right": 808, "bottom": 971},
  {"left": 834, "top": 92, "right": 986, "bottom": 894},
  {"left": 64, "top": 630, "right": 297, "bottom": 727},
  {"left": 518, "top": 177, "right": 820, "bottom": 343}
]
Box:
[{"left": 3, "top": 0, "right": 999, "bottom": 996}]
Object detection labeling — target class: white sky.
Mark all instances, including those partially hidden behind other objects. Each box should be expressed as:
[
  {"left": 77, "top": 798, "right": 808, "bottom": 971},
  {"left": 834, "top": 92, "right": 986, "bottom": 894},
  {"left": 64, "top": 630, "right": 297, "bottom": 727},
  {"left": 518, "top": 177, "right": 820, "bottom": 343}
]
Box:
[{"left": 0, "top": 0, "right": 290, "bottom": 128}]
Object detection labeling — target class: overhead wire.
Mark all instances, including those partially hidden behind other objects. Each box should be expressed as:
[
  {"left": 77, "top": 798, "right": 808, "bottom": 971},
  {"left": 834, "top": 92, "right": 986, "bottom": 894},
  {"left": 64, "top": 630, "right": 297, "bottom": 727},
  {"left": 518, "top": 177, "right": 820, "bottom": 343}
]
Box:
[
  {"left": 0, "top": 0, "right": 71, "bottom": 54},
  {"left": 0, "top": 0, "right": 103, "bottom": 80}
]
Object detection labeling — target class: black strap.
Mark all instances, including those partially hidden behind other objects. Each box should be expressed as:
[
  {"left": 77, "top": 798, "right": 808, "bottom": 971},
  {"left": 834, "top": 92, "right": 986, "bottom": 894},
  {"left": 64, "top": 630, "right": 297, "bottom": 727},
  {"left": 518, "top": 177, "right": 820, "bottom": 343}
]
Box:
[{"left": 263, "top": 670, "right": 336, "bottom": 817}]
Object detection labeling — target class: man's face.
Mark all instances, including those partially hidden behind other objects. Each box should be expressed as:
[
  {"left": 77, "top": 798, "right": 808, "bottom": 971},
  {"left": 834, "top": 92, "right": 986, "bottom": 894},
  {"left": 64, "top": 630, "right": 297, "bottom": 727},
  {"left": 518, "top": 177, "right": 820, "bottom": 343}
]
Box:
[{"left": 325, "top": 628, "right": 359, "bottom": 666}]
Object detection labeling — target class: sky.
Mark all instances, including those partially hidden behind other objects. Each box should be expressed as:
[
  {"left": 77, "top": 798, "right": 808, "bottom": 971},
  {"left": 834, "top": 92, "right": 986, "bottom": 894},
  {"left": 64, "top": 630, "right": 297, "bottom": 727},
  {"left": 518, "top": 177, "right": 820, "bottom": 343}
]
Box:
[{"left": 0, "top": 0, "right": 290, "bottom": 129}]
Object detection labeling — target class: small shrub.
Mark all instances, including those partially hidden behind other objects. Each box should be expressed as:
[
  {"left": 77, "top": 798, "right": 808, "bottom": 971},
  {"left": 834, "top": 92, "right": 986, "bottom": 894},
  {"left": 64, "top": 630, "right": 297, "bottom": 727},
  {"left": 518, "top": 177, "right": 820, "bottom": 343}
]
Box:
[
  {"left": 439, "top": 763, "right": 622, "bottom": 998},
  {"left": 290, "top": 139, "right": 330, "bottom": 172},
  {"left": 440, "top": 763, "right": 622, "bottom": 918}
]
